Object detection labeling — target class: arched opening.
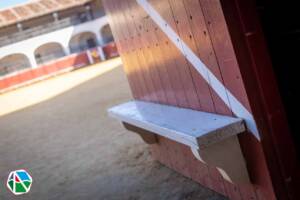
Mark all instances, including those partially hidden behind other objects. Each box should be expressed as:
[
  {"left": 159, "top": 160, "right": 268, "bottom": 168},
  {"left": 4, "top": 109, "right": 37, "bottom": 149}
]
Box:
[
  {"left": 100, "top": 24, "right": 114, "bottom": 44},
  {"left": 0, "top": 54, "right": 31, "bottom": 76},
  {"left": 69, "top": 32, "right": 98, "bottom": 54},
  {"left": 34, "top": 42, "right": 65, "bottom": 65}
]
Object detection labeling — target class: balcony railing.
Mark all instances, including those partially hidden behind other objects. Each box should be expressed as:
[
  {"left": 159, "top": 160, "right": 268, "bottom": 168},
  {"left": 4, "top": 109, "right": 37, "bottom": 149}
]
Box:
[{"left": 0, "top": 16, "right": 99, "bottom": 47}]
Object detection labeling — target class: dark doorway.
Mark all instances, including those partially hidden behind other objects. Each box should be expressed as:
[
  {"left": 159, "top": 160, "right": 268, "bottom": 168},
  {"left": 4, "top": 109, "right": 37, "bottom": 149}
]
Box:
[
  {"left": 254, "top": 0, "right": 300, "bottom": 158},
  {"left": 87, "top": 38, "right": 97, "bottom": 49}
]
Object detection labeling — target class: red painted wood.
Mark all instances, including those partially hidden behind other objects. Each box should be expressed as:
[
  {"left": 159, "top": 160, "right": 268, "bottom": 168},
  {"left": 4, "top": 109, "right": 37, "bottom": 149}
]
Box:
[
  {"left": 186, "top": 154, "right": 212, "bottom": 188},
  {"left": 101, "top": 0, "right": 297, "bottom": 199},
  {"left": 198, "top": 1, "right": 276, "bottom": 199},
  {"left": 112, "top": 0, "right": 155, "bottom": 102},
  {"left": 6, "top": 74, "right": 21, "bottom": 88},
  {"left": 239, "top": 184, "right": 259, "bottom": 200},
  {"left": 168, "top": 0, "right": 215, "bottom": 112},
  {"left": 120, "top": 1, "right": 160, "bottom": 103},
  {"left": 122, "top": 0, "right": 167, "bottom": 104},
  {"left": 170, "top": 141, "right": 192, "bottom": 178},
  {"left": 18, "top": 70, "right": 34, "bottom": 83},
  {"left": 118, "top": 0, "right": 150, "bottom": 100},
  {"left": 56, "top": 59, "right": 69, "bottom": 70},
  {"left": 127, "top": 0, "right": 178, "bottom": 106},
  {"left": 72, "top": 53, "right": 89, "bottom": 68},
  {"left": 223, "top": 181, "right": 242, "bottom": 200},
  {"left": 159, "top": 0, "right": 203, "bottom": 110},
  {"left": 147, "top": 0, "right": 189, "bottom": 107},
  {"left": 220, "top": 0, "right": 300, "bottom": 199},
  {"left": 199, "top": 0, "right": 251, "bottom": 112},
  {"left": 0, "top": 53, "right": 90, "bottom": 92},
  {"left": 41, "top": 63, "right": 58, "bottom": 74},
  {"left": 150, "top": 0, "right": 200, "bottom": 109},
  {"left": 182, "top": 0, "right": 232, "bottom": 115},
  {"left": 158, "top": 137, "right": 178, "bottom": 170},
  {"left": 103, "top": 0, "right": 141, "bottom": 99},
  {"left": 102, "top": 42, "right": 119, "bottom": 59},
  {"left": 239, "top": 133, "right": 276, "bottom": 199},
  {"left": 0, "top": 79, "right": 7, "bottom": 90},
  {"left": 207, "top": 166, "right": 227, "bottom": 196}
]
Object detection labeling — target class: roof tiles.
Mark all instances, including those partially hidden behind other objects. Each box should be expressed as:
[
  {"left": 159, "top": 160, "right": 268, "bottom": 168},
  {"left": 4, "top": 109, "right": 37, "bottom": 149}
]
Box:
[{"left": 0, "top": 0, "right": 92, "bottom": 28}]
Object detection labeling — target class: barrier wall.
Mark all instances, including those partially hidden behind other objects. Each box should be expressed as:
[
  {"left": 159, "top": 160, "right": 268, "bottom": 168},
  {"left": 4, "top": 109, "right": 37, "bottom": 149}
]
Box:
[
  {"left": 0, "top": 52, "right": 89, "bottom": 93},
  {"left": 103, "top": 42, "right": 119, "bottom": 59},
  {"left": 102, "top": 0, "right": 277, "bottom": 199},
  {"left": 0, "top": 43, "right": 119, "bottom": 93}
]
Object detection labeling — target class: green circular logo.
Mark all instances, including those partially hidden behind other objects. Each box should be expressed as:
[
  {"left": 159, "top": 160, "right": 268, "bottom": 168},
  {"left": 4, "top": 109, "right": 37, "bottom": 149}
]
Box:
[{"left": 7, "top": 169, "right": 33, "bottom": 195}]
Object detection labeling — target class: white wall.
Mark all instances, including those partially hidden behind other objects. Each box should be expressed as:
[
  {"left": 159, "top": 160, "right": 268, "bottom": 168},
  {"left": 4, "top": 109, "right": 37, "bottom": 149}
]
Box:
[
  {"left": 0, "top": 54, "right": 31, "bottom": 75},
  {"left": 0, "top": 16, "right": 109, "bottom": 68},
  {"left": 35, "top": 43, "right": 66, "bottom": 64},
  {"left": 101, "top": 24, "right": 114, "bottom": 44},
  {"left": 69, "top": 32, "right": 97, "bottom": 53}
]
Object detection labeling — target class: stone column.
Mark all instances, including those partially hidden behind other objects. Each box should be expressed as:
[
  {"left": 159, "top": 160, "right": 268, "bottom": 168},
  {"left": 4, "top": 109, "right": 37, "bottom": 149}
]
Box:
[
  {"left": 95, "top": 32, "right": 104, "bottom": 46},
  {"left": 27, "top": 53, "right": 38, "bottom": 69},
  {"left": 97, "top": 46, "right": 106, "bottom": 61},
  {"left": 63, "top": 47, "right": 71, "bottom": 56}
]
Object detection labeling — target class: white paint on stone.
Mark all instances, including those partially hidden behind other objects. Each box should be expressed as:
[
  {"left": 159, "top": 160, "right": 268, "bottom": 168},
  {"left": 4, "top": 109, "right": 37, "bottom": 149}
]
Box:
[{"left": 0, "top": 17, "right": 109, "bottom": 69}]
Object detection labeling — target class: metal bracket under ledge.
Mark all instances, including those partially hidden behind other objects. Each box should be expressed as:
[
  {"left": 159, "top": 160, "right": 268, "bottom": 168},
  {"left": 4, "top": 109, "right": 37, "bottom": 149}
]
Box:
[{"left": 108, "top": 100, "right": 250, "bottom": 184}]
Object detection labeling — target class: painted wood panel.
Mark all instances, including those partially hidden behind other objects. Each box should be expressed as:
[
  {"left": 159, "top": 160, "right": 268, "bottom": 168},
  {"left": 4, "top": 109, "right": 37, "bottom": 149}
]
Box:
[
  {"left": 104, "top": 0, "right": 144, "bottom": 100},
  {"left": 102, "top": 0, "right": 276, "bottom": 199},
  {"left": 0, "top": 52, "right": 90, "bottom": 93},
  {"left": 148, "top": 0, "right": 201, "bottom": 110},
  {"left": 182, "top": 0, "right": 231, "bottom": 115}
]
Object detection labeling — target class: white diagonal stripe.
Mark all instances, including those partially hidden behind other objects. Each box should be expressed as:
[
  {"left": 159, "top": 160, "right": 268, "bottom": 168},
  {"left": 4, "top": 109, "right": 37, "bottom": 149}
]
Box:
[{"left": 136, "top": 0, "right": 260, "bottom": 140}]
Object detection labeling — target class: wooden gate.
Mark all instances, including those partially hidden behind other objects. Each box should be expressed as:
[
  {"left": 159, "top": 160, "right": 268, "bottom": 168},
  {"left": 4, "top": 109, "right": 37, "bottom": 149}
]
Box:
[{"left": 103, "top": 0, "right": 299, "bottom": 199}]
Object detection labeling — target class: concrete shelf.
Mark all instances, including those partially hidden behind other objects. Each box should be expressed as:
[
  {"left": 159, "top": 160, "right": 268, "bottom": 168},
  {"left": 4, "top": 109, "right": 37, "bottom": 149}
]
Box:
[{"left": 108, "top": 100, "right": 250, "bottom": 183}]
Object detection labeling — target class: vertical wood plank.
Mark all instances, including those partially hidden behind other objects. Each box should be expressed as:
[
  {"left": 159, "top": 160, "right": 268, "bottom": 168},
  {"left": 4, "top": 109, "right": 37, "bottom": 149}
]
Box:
[
  {"left": 207, "top": 166, "right": 227, "bottom": 196},
  {"left": 168, "top": 0, "right": 215, "bottom": 112},
  {"left": 186, "top": 155, "right": 212, "bottom": 188},
  {"left": 159, "top": 136, "right": 178, "bottom": 170},
  {"left": 102, "top": 0, "right": 278, "bottom": 199},
  {"left": 127, "top": 0, "right": 178, "bottom": 106},
  {"left": 182, "top": 0, "right": 232, "bottom": 115},
  {"left": 223, "top": 181, "right": 243, "bottom": 200},
  {"left": 239, "top": 184, "right": 259, "bottom": 200},
  {"left": 150, "top": 0, "right": 201, "bottom": 110},
  {"left": 153, "top": 138, "right": 192, "bottom": 179},
  {"left": 146, "top": 0, "right": 190, "bottom": 108},
  {"left": 199, "top": 0, "right": 251, "bottom": 111},
  {"left": 104, "top": 0, "right": 144, "bottom": 100},
  {"left": 114, "top": 0, "right": 158, "bottom": 102},
  {"left": 123, "top": 0, "right": 168, "bottom": 104}
]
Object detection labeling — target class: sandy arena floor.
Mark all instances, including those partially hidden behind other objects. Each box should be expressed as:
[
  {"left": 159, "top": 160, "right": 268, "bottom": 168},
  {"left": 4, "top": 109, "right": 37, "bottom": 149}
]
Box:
[{"left": 0, "top": 58, "right": 226, "bottom": 200}]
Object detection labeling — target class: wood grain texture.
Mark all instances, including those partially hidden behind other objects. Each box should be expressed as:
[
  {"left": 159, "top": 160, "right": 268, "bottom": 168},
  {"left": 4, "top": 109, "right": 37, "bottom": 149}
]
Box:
[{"left": 102, "top": 0, "right": 278, "bottom": 199}]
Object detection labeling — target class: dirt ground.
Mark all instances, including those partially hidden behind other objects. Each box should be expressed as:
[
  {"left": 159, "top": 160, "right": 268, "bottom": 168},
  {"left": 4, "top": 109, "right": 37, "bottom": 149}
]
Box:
[{"left": 0, "top": 58, "right": 226, "bottom": 200}]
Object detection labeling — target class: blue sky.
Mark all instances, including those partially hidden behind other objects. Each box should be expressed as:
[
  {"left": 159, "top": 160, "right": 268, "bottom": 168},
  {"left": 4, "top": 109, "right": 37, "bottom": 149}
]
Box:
[{"left": 0, "top": 0, "right": 29, "bottom": 9}]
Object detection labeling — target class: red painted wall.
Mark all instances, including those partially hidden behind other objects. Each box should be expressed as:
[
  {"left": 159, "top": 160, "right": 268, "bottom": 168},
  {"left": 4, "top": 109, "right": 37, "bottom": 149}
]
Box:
[
  {"left": 0, "top": 43, "right": 121, "bottom": 93},
  {"left": 103, "top": 42, "right": 119, "bottom": 59},
  {"left": 102, "top": 0, "right": 277, "bottom": 199},
  {"left": 0, "top": 52, "right": 89, "bottom": 92}
]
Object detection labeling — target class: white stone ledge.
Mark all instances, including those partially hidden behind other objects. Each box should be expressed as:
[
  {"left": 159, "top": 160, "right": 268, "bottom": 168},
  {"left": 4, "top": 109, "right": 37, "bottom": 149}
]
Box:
[
  {"left": 108, "top": 100, "right": 251, "bottom": 183},
  {"left": 108, "top": 100, "right": 245, "bottom": 149}
]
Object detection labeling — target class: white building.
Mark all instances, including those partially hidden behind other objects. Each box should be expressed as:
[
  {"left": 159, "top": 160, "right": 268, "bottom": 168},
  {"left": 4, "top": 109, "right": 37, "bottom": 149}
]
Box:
[{"left": 0, "top": 0, "right": 115, "bottom": 84}]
